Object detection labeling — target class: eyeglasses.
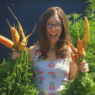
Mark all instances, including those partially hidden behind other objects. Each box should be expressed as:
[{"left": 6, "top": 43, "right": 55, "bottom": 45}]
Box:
[{"left": 46, "top": 23, "right": 63, "bottom": 29}]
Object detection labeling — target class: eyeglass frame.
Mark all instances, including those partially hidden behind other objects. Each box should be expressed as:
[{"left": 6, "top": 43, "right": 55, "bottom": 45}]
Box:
[{"left": 45, "top": 23, "right": 64, "bottom": 29}]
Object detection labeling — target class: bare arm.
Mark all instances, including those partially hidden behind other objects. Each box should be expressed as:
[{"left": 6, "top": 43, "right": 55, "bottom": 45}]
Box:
[
  {"left": 28, "top": 45, "right": 37, "bottom": 79},
  {"left": 68, "top": 55, "right": 77, "bottom": 80}
]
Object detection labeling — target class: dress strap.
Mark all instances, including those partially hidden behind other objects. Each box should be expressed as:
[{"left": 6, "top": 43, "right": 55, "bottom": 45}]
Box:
[
  {"left": 33, "top": 45, "right": 40, "bottom": 60},
  {"left": 64, "top": 47, "right": 71, "bottom": 66},
  {"left": 67, "top": 46, "right": 71, "bottom": 64}
]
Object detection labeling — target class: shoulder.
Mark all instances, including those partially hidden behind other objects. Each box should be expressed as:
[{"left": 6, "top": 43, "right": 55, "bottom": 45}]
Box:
[
  {"left": 69, "top": 47, "right": 76, "bottom": 68},
  {"left": 28, "top": 44, "right": 40, "bottom": 57},
  {"left": 28, "top": 45, "right": 36, "bottom": 54},
  {"left": 69, "top": 45, "right": 73, "bottom": 54},
  {"left": 69, "top": 46, "right": 75, "bottom": 65},
  {"left": 28, "top": 45, "right": 38, "bottom": 63}
]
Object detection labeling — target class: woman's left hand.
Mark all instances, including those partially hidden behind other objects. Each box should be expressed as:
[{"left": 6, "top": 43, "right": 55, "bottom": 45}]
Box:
[{"left": 78, "top": 60, "right": 89, "bottom": 73}]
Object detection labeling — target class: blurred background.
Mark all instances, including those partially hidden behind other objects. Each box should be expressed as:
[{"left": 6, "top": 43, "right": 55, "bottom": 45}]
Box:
[{"left": 0, "top": 0, "right": 89, "bottom": 63}]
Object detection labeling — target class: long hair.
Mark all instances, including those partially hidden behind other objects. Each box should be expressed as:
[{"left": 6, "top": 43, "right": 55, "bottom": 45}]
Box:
[{"left": 38, "top": 6, "right": 71, "bottom": 59}]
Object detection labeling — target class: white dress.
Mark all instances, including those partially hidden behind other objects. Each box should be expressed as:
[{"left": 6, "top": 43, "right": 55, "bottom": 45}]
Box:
[{"left": 33, "top": 45, "right": 70, "bottom": 95}]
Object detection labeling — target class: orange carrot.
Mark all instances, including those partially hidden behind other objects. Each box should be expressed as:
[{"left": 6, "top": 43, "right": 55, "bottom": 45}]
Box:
[
  {"left": 71, "top": 52, "right": 79, "bottom": 63},
  {"left": 0, "top": 35, "right": 14, "bottom": 48},
  {"left": 71, "top": 53, "right": 78, "bottom": 63},
  {"left": 77, "top": 39, "right": 85, "bottom": 57},
  {"left": 70, "top": 39, "right": 85, "bottom": 63},
  {"left": 70, "top": 43, "right": 79, "bottom": 63},
  {"left": 7, "top": 6, "right": 36, "bottom": 51},
  {"left": 70, "top": 43, "right": 77, "bottom": 54},
  {"left": 75, "top": 52, "right": 79, "bottom": 59},
  {"left": 10, "top": 27, "right": 20, "bottom": 48},
  {"left": 7, "top": 6, "right": 25, "bottom": 39}
]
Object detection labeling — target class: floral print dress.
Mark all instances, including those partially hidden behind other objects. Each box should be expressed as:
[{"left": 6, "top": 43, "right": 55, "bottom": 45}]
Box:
[{"left": 33, "top": 45, "right": 70, "bottom": 95}]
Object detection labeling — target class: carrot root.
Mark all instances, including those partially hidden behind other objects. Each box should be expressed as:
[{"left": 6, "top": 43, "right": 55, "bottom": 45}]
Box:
[
  {"left": 0, "top": 35, "right": 14, "bottom": 48},
  {"left": 77, "top": 39, "right": 85, "bottom": 57},
  {"left": 10, "top": 27, "right": 20, "bottom": 48},
  {"left": 71, "top": 53, "right": 78, "bottom": 64},
  {"left": 70, "top": 43, "right": 77, "bottom": 54}
]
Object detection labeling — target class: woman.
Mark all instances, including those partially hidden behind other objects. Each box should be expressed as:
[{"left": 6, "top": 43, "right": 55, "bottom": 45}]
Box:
[{"left": 12, "top": 7, "right": 89, "bottom": 95}]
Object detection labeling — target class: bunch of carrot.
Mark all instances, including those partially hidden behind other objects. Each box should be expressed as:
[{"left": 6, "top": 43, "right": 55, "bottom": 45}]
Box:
[
  {"left": 0, "top": 7, "right": 39, "bottom": 94},
  {"left": 0, "top": 6, "right": 36, "bottom": 51},
  {"left": 0, "top": 6, "right": 36, "bottom": 69},
  {"left": 61, "top": 16, "right": 94, "bottom": 95},
  {"left": 70, "top": 16, "right": 89, "bottom": 64}
]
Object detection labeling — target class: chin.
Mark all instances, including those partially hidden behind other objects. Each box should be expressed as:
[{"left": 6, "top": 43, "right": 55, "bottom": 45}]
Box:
[{"left": 49, "top": 40, "right": 58, "bottom": 44}]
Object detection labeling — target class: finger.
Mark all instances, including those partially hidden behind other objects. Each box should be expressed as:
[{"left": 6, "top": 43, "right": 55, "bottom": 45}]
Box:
[
  {"left": 12, "top": 54, "right": 19, "bottom": 59},
  {"left": 37, "top": 41, "right": 39, "bottom": 44},
  {"left": 79, "top": 66, "right": 87, "bottom": 71},
  {"left": 80, "top": 63, "right": 88, "bottom": 68},
  {"left": 79, "top": 63, "right": 88, "bottom": 69},
  {"left": 81, "top": 68, "right": 89, "bottom": 73},
  {"left": 17, "top": 54, "right": 20, "bottom": 58},
  {"left": 79, "top": 64, "right": 89, "bottom": 73},
  {"left": 12, "top": 52, "right": 20, "bottom": 59},
  {"left": 13, "top": 52, "right": 20, "bottom": 56},
  {"left": 12, "top": 53, "right": 17, "bottom": 58},
  {"left": 79, "top": 60, "right": 87, "bottom": 67},
  {"left": 11, "top": 48, "right": 17, "bottom": 52},
  {"left": 12, "top": 56, "right": 16, "bottom": 59},
  {"left": 34, "top": 43, "right": 36, "bottom": 45},
  {"left": 12, "top": 52, "right": 17, "bottom": 56},
  {"left": 80, "top": 60, "right": 87, "bottom": 65}
]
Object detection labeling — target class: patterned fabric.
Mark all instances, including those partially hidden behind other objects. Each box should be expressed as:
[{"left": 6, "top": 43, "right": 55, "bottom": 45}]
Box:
[{"left": 33, "top": 45, "right": 70, "bottom": 95}]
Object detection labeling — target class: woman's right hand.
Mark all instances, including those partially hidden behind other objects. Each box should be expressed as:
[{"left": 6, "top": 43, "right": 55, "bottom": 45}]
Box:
[{"left": 11, "top": 48, "right": 20, "bottom": 59}]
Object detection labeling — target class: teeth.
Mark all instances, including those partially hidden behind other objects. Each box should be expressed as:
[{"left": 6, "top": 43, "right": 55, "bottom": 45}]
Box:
[{"left": 50, "top": 34, "right": 57, "bottom": 36}]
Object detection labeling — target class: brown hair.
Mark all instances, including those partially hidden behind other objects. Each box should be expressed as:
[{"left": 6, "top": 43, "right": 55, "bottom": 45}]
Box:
[{"left": 38, "top": 6, "right": 71, "bottom": 59}]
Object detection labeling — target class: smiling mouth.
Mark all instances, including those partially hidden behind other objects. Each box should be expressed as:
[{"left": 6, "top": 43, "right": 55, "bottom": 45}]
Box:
[{"left": 50, "top": 34, "right": 57, "bottom": 39}]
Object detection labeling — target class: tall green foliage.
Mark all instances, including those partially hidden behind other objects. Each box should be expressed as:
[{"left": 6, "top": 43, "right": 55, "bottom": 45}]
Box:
[
  {"left": 67, "top": 0, "right": 95, "bottom": 79},
  {"left": 0, "top": 1, "right": 95, "bottom": 95},
  {"left": 85, "top": 0, "right": 95, "bottom": 82},
  {"left": 61, "top": 0, "right": 95, "bottom": 95},
  {"left": 0, "top": 49, "right": 39, "bottom": 95},
  {"left": 85, "top": 0, "right": 95, "bottom": 19}
]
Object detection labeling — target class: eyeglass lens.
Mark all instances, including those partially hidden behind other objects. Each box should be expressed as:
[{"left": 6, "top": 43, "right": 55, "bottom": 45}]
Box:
[{"left": 46, "top": 23, "right": 63, "bottom": 29}]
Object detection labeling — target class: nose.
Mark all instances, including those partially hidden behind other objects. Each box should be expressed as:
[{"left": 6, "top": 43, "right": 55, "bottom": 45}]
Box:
[{"left": 52, "top": 25, "right": 56, "bottom": 30}]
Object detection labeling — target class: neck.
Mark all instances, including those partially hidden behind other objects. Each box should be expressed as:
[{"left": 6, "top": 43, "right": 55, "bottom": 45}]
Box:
[{"left": 49, "top": 43, "right": 56, "bottom": 51}]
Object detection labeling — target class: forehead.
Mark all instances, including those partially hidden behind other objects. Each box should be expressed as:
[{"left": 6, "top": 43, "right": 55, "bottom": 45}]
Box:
[{"left": 47, "top": 13, "right": 61, "bottom": 23}]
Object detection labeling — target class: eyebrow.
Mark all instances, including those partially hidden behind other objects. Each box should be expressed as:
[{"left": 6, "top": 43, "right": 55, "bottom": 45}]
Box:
[{"left": 47, "top": 20, "right": 61, "bottom": 23}]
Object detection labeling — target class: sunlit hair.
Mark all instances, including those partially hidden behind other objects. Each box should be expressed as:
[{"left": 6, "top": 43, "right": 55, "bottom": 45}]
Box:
[{"left": 38, "top": 6, "right": 71, "bottom": 59}]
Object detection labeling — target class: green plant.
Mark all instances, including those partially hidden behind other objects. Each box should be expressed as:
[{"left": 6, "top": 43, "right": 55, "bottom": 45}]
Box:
[
  {"left": 66, "top": 13, "right": 84, "bottom": 47},
  {"left": 61, "top": 1, "right": 95, "bottom": 93},
  {"left": 0, "top": 49, "right": 39, "bottom": 95},
  {"left": 85, "top": 0, "right": 95, "bottom": 19},
  {"left": 1, "top": 1, "right": 95, "bottom": 95}
]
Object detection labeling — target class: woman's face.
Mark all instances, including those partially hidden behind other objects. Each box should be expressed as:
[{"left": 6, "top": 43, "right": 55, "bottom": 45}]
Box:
[{"left": 46, "top": 13, "right": 62, "bottom": 45}]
